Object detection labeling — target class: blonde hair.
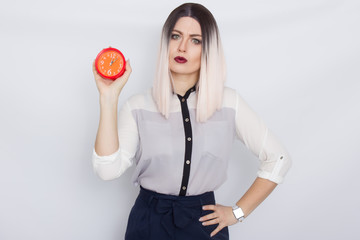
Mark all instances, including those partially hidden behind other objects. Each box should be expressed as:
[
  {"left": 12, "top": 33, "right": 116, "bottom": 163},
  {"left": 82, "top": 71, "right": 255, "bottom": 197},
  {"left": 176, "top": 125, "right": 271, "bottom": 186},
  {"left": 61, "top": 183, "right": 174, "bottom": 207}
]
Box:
[{"left": 153, "top": 3, "right": 226, "bottom": 122}]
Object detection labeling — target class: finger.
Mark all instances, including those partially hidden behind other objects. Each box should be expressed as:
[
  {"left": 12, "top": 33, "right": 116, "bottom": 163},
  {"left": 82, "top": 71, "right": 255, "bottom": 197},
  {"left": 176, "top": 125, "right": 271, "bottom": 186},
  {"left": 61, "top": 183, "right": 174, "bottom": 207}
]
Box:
[
  {"left": 202, "top": 205, "right": 216, "bottom": 211},
  {"left": 114, "top": 59, "right": 131, "bottom": 81},
  {"left": 112, "top": 59, "right": 132, "bottom": 89},
  {"left": 210, "top": 225, "right": 223, "bottom": 238},
  {"left": 123, "top": 59, "right": 132, "bottom": 76},
  {"left": 92, "top": 60, "right": 97, "bottom": 74},
  {"left": 202, "top": 217, "right": 220, "bottom": 226},
  {"left": 92, "top": 60, "right": 102, "bottom": 78},
  {"left": 199, "top": 213, "right": 217, "bottom": 222}
]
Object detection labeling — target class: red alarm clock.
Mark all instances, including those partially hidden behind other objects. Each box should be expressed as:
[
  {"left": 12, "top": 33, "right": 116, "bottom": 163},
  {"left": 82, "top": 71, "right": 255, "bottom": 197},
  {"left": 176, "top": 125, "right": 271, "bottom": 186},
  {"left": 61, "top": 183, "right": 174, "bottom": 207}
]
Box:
[{"left": 95, "top": 47, "right": 126, "bottom": 80}]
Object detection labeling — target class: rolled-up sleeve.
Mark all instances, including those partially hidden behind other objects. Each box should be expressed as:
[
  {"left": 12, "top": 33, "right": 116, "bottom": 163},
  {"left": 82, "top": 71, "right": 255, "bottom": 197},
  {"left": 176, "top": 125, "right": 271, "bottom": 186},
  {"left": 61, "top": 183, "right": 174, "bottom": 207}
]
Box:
[
  {"left": 92, "top": 101, "right": 139, "bottom": 180},
  {"left": 235, "top": 93, "right": 291, "bottom": 184}
]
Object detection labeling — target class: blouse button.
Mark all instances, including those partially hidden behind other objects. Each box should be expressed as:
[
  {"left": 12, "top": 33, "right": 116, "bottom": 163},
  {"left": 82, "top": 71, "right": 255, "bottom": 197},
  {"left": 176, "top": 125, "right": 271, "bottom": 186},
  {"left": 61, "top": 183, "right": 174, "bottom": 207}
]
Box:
[
  {"left": 182, "top": 186, "right": 186, "bottom": 190},
  {"left": 185, "top": 118, "right": 189, "bottom": 122},
  {"left": 187, "top": 137, "right": 192, "bottom": 141},
  {"left": 186, "top": 160, "right": 190, "bottom": 164},
  {"left": 181, "top": 98, "right": 185, "bottom": 102},
  {"left": 280, "top": 156, "right": 284, "bottom": 159}
]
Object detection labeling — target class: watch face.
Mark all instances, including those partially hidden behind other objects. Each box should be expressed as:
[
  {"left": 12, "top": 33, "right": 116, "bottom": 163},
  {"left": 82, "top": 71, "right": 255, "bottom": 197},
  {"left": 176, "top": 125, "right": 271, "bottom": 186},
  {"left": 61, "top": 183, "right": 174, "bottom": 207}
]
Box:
[
  {"left": 233, "top": 207, "right": 245, "bottom": 220},
  {"left": 95, "top": 48, "right": 125, "bottom": 80}
]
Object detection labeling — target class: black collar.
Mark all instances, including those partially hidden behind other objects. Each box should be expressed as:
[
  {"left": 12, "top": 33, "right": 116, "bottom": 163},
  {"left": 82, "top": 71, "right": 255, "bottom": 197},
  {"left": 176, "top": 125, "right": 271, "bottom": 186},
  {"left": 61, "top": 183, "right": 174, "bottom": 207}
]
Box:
[{"left": 176, "top": 85, "right": 197, "bottom": 101}]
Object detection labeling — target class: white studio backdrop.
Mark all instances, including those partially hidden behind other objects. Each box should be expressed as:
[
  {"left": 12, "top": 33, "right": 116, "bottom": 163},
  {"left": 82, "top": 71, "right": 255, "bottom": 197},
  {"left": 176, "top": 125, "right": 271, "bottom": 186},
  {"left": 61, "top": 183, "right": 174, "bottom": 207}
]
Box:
[{"left": 0, "top": 0, "right": 359, "bottom": 239}]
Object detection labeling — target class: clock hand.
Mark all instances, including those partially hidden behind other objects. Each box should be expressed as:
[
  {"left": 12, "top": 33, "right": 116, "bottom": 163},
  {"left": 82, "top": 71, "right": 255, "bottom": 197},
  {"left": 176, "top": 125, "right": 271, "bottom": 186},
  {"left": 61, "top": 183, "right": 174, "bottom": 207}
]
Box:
[{"left": 109, "top": 58, "right": 118, "bottom": 66}]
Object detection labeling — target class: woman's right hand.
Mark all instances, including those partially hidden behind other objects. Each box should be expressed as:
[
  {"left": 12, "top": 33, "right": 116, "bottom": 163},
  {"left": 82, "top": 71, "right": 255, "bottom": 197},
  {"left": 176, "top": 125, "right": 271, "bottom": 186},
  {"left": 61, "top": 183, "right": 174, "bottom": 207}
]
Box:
[{"left": 92, "top": 60, "right": 132, "bottom": 99}]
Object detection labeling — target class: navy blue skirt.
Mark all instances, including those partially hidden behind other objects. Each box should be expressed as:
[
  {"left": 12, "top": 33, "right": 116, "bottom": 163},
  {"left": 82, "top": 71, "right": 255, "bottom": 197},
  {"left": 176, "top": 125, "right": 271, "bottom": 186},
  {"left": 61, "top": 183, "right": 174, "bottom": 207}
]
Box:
[{"left": 125, "top": 186, "right": 229, "bottom": 240}]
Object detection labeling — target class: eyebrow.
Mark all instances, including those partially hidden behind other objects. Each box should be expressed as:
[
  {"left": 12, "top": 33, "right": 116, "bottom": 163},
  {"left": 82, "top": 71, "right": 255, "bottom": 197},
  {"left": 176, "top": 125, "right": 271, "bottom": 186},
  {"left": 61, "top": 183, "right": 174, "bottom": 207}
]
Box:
[{"left": 172, "top": 29, "right": 202, "bottom": 38}]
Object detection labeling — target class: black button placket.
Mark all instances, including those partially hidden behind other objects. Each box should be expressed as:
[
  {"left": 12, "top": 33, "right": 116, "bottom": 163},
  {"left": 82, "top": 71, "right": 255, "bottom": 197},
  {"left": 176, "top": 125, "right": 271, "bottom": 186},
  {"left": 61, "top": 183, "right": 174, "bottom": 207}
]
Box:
[{"left": 177, "top": 86, "right": 196, "bottom": 196}]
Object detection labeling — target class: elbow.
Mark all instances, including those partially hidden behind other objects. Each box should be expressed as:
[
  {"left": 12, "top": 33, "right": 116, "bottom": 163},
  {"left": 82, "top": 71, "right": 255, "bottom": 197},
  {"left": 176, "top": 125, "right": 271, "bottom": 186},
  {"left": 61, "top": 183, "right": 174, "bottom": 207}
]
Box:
[
  {"left": 94, "top": 168, "right": 123, "bottom": 181},
  {"left": 273, "top": 152, "right": 292, "bottom": 183},
  {"left": 258, "top": 152, "right": 292, "bottom": 184},
  {"left": 92, "top": 149, "right": 132, "bottom": 181},
  {"left": 92, "top": 161, "right": 126, "bottom": 181},
  {"left": 280, "top": 152, "right": 292, "bottom": 175}
]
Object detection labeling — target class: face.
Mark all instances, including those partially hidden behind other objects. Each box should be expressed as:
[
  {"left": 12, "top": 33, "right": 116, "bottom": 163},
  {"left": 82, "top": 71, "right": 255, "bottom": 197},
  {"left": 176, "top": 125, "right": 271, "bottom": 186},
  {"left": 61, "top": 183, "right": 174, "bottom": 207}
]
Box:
[{"left": 168, "top": 17, "right": 202, "bottom": 78}]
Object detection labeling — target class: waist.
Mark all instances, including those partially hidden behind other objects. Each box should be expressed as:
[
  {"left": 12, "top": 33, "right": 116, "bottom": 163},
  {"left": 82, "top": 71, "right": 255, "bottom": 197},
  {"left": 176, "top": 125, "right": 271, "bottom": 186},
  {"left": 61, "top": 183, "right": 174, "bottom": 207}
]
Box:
[{"left": 139, "top": 186, "right": 215, "bottom": 206}]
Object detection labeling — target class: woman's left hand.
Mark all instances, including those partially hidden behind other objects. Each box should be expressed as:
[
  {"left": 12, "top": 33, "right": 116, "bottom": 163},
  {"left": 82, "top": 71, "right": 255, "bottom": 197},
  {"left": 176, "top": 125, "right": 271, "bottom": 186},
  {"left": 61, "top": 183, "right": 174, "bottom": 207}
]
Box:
[{"left": 199, "top": 204, "right": 239, "bottom": 237}]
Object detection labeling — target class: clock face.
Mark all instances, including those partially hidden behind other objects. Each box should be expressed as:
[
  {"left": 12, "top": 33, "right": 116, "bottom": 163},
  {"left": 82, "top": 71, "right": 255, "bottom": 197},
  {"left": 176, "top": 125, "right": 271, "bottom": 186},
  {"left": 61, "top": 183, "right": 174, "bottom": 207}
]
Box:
[{"left": 95, "top": 48, "right": 125, "bottom": 80}]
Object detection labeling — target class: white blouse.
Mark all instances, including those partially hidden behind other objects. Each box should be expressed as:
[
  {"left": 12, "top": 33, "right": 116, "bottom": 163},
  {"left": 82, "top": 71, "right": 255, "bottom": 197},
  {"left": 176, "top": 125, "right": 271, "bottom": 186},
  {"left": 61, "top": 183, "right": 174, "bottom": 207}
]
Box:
[{"left": 92, "top": 86, "right": 291, "bottom": 196}]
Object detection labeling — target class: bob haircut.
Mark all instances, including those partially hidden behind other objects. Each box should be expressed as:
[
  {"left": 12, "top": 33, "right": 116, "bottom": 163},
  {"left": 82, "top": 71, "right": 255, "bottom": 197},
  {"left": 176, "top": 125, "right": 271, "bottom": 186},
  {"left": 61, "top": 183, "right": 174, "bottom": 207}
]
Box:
[{"left": 152, "top": 3, "right": 226, "bottom": 122}]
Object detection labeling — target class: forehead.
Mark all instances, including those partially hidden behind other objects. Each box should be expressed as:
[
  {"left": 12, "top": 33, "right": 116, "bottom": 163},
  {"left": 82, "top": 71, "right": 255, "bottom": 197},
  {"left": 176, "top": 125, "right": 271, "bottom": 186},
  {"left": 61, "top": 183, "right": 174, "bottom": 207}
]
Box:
[{"left": 173, "top": 17, "right": 201, "bottom": 35}]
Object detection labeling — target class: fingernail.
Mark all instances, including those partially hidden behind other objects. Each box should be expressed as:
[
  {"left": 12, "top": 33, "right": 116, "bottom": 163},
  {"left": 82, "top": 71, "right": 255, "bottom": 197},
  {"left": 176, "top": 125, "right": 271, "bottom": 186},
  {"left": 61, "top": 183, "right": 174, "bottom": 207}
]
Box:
[
  {"left": 202, "top": 206, "right": 205, "bottom": 210},
  {"left": 199, "top": 218, "right": 202, "bottom": 221}
]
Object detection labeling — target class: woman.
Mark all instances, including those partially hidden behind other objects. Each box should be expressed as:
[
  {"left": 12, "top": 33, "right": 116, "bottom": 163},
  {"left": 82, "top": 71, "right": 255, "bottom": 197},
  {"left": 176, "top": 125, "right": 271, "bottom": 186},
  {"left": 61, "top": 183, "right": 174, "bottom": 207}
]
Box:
[{"left": 92, "top": 3, "right": 291, "bottom": 240}]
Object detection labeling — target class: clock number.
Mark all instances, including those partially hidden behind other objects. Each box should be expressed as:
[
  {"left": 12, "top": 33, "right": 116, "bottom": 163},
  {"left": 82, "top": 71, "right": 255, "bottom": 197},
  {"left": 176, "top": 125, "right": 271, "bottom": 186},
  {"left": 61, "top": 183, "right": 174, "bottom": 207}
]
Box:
[{"left": 108, "top": 69, "right": 112, "bottom": 75}]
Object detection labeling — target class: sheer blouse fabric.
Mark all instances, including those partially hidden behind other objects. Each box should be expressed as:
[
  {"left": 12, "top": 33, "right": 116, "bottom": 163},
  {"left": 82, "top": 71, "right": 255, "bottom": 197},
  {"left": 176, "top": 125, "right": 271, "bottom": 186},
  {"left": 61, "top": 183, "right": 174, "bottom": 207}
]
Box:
[{"left": 92, "top": 87, "right": 291, "bottom": 196}]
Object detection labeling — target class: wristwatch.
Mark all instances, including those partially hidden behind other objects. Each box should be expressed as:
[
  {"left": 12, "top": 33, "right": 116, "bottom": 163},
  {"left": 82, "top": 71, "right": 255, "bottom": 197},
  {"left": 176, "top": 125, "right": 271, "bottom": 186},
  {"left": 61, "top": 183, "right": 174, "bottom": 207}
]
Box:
[{"left": 232, "top": 205, "right": 245, "bottom": 222}]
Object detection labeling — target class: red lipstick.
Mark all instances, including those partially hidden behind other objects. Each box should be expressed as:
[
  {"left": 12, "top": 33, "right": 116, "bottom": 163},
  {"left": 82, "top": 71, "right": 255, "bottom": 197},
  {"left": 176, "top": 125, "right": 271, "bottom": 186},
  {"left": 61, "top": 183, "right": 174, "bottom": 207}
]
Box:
[{"left": 174, "top": 56, "right": 187, "bottom": 63}]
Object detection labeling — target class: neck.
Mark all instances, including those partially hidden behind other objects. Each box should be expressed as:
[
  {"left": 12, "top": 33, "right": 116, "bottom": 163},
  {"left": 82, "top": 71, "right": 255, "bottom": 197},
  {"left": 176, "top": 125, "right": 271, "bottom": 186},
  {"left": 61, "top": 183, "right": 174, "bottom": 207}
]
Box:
[{"left": 171, "top": 71, "right": 199, "bottom": 96}]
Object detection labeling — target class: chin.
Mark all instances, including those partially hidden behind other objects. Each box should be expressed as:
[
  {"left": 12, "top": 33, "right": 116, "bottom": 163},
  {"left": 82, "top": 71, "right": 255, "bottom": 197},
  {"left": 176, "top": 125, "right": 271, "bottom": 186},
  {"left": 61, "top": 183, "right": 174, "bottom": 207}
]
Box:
[
  {"left": 170, "top": 66, "right": 199, "bottom": 76},
  {"left": 171, "top": 69, "right": 194, "bottom": 75}
]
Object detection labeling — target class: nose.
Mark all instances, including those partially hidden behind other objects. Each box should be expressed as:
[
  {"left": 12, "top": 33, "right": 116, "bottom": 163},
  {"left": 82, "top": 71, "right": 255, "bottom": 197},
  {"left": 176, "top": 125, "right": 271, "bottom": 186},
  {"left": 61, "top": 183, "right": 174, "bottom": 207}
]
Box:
[{"left": 178, "top": 39, "right": 187, "bottom": 53}]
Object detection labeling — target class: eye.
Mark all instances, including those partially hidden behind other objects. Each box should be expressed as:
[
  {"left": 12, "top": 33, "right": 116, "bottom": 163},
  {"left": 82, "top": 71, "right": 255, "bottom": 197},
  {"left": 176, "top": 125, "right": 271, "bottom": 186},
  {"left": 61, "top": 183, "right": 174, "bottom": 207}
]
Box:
[
  {"left": 171, "top": 34, "right": 180, "bottom": 40},
  {"left": 191, "top": 38, "right": 202, "bottom": 45}
]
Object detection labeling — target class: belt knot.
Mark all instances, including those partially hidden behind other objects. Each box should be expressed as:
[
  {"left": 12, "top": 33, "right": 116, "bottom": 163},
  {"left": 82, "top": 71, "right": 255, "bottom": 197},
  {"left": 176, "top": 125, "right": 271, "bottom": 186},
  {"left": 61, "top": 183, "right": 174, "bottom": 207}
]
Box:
[{"left": 154, "top": 198, "right": 200, "bottom": 238}]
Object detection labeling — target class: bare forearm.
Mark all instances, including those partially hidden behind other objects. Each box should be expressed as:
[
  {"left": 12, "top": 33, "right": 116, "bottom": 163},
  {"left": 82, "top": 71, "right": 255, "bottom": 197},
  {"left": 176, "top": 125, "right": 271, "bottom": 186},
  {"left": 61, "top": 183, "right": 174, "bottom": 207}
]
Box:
[
  {"left": 237, "top": 177, "right": 277, "bottom": 218},
  {"left": 94, "top": 95, "right": 119, "bottom": 156}
]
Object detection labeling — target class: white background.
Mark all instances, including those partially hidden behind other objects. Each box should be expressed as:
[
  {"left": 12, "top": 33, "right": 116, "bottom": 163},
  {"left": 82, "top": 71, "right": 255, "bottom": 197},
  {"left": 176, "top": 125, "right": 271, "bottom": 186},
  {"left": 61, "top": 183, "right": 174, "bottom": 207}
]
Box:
[{"left": 1, "top": 0, "right": 359, "bottom": 239}]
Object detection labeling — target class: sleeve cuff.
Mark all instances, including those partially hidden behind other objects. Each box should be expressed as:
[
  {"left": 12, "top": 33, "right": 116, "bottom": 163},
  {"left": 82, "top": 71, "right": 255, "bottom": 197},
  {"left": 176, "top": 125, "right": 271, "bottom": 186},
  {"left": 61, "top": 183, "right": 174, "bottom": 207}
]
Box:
[
  {"left": 92, "top": 148, "right": 121, "bottom": 164},
  {"left": 257, "top": 171, "right": 284, "bottom": 184}
]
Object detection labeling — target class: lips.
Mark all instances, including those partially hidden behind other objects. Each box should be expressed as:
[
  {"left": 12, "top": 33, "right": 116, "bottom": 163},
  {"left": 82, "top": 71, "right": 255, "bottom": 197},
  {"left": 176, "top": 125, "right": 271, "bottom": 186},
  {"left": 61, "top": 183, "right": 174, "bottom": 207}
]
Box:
[{"left": 174, "top": 56, "right": 187, "bottom": 63}]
